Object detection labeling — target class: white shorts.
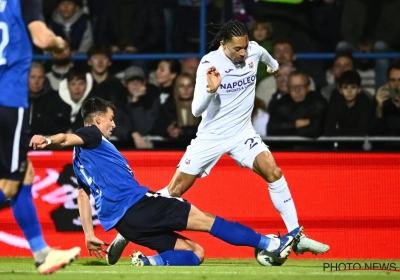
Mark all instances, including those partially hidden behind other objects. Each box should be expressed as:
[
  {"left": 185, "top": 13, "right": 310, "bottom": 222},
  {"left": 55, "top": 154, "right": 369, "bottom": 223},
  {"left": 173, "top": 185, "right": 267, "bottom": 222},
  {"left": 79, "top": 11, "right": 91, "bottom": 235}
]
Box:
[{"left": 177, "top": 132, "right": 270, "bottom": 177}]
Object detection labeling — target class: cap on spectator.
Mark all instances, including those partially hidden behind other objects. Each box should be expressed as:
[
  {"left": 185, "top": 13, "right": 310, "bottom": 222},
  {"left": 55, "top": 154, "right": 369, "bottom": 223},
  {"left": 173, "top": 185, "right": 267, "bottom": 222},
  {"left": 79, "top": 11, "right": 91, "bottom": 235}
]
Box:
[{"left": 123, "top": 66, "right": 145, "bottom": 81}]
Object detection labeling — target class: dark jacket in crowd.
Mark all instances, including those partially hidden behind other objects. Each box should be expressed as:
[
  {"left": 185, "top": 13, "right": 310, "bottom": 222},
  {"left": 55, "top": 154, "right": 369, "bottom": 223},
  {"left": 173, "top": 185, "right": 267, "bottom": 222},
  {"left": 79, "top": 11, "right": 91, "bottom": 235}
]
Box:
[
  {"left": 324, "top": 91, "right": 372, "bottom": 136},
  {"left": 268, "top": 91, "right": 327, "bottom": 138},
  {"left": 369, "top": 99, "right": 400, "bottom": 136}
]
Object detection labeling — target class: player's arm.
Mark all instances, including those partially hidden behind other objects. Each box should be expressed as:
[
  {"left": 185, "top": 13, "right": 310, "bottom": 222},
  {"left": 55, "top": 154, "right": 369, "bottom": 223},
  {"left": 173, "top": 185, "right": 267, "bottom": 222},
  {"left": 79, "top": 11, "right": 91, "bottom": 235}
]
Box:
[
  {"left": 192, "top": 65, "right": 221, "bottom": 117},
  {"left": 30, "top": 133, "right": 84, "bottom": 150},
  {"left": 30, "top": 126, "right": 103, "bottom": 150},
  {"left": 77, "top": 181, "right": 108, "bottom": 258},
  {"left": 21, "top": 0, "right": 65, "bottom": 51},
  {"left": 255, "top": 42, "right": 279, "bottom": 76}
]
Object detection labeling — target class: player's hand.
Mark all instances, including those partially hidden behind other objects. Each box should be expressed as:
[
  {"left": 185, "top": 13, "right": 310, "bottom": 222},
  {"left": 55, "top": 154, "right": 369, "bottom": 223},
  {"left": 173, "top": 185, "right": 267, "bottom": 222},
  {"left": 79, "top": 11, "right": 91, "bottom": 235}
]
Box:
[
  {"left": 29, "top": 135, "right": 48, "bottom": 150},
  {"left": 295, "top": 119, "right": 310, "bottom": 128},
  {"left": 267, "top": 65, "right": 279, "bottom": 77},
  {"left": 47, "top": 36, "right": 66, "bottom": 53},
  {"left": 85, "top": 236, "right": 109, "bottom": 259},
  {"left": 206, "top": 66, "right": 221, "bottom": 93},
  {"left": 376, "top": 87, "right": 389, "bottom": 106}
]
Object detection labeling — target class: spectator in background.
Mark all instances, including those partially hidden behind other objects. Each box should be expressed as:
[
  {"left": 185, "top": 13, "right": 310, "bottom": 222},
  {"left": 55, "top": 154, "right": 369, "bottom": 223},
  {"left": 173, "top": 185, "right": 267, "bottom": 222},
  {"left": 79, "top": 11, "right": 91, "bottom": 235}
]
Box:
[
  {"left": 181, "top": 57, "right": 200, "bottom": 80},
  {"left": 268, "top": 71, "right": 327, "bottom": 138},
  {"left": 166, "top": 73, "right": 200, "bottom": 148},
  {"left": 266, "top": 62, "right": 294, "bottom": 111},
  {"left": 249, "top": 19, "right": 273, "bottom": 84},
  {"left": 256, "top": 39, "right": 316, "bottom": 106},
  {"left": 46, "top": 42, "right": 73, "bottom": 91},
  {"left": 31, "top": 67, "right": 93, "bottom": 136},
  {"left": 324, "top": 70, "right": 372, "bottom": 136},
  {"left": 151, "top": 60, "right": 181, "bottom": 137},
  {"left": 123, "top": 66, "right": 160, "bottom": 149},
  {"left": 87, "top": 44, "right": 126, "bottom": 108},
  {"left": 370, "top": 62, "right": 400, "bottom": 136},
  {"left": 48, "top": 0, "right": 93, "bottom": 53},
  {"left": 252, "top": 97, "right": 269, "bottom": 137},
  {"left": 322, "top": 52, "right": 365, "bottom": 101}
]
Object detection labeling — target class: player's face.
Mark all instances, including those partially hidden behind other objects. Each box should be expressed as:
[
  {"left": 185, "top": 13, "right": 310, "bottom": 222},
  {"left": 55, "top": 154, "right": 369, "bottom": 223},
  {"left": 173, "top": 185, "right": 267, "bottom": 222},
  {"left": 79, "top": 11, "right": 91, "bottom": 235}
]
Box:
[
  {"left": 156, "top": 61, "right": 176, "bottom": 87},
  {"left": 273, "top": 43, "right": 294, "bottom": 64},
  {"left": 89, "top": 54, "right": 111, "bottom": 75},
  {"left": 177, "top": 76, "right": 194, "bottom": 100},
  {"left": 339, "top": 84, "right": 361, "bottom": 102},
  {"left": 288, "top": 75, "right": 309, "bottom": 103},
  {"left": 68, "top": 78, "right": 87, "bottom": 102},
  {"left": 29, "top": 67, "right": 45, "bottom": 94},
  {"left": 58, "top": 1, "right": 77, "bottom": 20},
  {"left": 98, "top": 108, "right": 115, "bottom": 138},
  {"left": 222, "top": 36, "right": 249, "bottom": 64},
  {"left": 333, "top": 57, "right": 353, "bottom": 79}
]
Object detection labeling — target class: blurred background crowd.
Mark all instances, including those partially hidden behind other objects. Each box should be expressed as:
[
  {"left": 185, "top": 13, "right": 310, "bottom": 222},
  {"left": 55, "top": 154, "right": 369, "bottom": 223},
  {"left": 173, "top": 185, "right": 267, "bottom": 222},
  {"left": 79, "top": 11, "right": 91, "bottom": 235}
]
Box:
[{"left": 30, "top": 0, "right": 400, "bottom": 151}]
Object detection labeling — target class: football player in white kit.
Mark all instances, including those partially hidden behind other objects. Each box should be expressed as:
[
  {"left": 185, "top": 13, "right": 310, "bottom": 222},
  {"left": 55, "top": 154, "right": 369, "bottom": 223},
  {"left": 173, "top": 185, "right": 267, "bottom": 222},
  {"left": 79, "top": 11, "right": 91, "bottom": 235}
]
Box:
[{"left": 106, "top": 20, "right": 329, "bottom": 264}]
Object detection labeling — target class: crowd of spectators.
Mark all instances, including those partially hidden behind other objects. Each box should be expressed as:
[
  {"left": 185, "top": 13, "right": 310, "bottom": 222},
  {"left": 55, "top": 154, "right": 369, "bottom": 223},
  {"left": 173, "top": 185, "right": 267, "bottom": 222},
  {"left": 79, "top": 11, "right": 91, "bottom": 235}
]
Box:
[{"left": 31, "top": 0, "right": 400, "bottom": 150}]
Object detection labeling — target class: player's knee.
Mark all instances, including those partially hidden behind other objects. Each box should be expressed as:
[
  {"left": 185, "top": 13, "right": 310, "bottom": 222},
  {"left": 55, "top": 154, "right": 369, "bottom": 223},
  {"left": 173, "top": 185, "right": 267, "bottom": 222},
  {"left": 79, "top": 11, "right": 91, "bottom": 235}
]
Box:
[
  {"left": 0, "top": 180, "right": 20, "bottom": 198},
  {"left": 267, "top": 166, "right": 282, "bottom": 182}
]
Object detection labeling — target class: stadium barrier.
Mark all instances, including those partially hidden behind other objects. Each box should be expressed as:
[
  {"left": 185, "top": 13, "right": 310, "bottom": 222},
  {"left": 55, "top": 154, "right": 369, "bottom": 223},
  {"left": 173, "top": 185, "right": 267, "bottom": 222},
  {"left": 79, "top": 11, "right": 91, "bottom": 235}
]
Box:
[{"left": 0, "top": 151, "right": 398, "bottom": 259}]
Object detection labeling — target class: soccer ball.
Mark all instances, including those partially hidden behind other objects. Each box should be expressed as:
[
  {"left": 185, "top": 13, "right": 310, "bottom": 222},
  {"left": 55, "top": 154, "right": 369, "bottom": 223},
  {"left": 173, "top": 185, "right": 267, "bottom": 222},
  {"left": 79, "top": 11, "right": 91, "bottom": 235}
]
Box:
[{"left": 254, "top": 234, "right": 287, "bottom": 266}]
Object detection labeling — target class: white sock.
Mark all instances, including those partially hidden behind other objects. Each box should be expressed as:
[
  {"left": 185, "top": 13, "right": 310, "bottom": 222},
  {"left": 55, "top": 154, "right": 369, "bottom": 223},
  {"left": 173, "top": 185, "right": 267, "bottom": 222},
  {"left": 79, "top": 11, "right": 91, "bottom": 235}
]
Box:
[
  {"left": 157, "top": 186, "right": 171, "bottom": 197},
  {"left": 266, "top": 237, "right": 280, "bottom": 251},
  {"left": 268, "top": 176, "right": 299, "bottom": 232},
  {"left": 33, "top": 246, "right": 51, "bottom": 264}
]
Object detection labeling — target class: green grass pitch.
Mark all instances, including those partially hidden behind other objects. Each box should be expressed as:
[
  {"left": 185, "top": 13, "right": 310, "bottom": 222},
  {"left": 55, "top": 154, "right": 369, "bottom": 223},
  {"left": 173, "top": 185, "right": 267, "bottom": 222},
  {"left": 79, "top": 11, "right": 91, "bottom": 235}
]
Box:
[{"left": 0, "top": 258, "right": 399, "bottom": 280}]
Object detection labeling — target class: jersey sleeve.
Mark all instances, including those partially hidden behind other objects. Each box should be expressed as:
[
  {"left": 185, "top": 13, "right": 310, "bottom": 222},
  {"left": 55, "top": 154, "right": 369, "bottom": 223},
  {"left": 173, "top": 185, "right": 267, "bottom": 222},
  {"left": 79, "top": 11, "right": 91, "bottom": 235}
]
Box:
[
  {"left": 252, "top": 41, "right": 279, "bottom": 71},
  {"left": 20, "top": 0, "right": 44, "bottom": 25},
  {"left": 77, "top": 177, "right": 91, "bottom": 196},
  {"left": 192, "top": 59, "right": 215, "bottom": 117},
  {"left": 74, "top": 126, "right": 103, "bottom": 149}
]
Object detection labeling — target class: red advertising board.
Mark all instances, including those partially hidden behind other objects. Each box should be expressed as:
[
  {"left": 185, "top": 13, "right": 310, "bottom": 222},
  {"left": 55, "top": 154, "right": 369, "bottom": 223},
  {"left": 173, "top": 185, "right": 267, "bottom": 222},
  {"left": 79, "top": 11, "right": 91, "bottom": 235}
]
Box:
[{"left": 1, "top": 151, "right": 399, "bottom": 259}]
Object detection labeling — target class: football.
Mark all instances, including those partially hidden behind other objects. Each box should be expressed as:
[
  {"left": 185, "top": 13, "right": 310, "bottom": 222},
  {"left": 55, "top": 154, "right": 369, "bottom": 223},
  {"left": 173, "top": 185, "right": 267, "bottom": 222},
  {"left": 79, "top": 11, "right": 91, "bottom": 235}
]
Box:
[{"left": 254, "top": 234, "right": 287, "bottom": 266}]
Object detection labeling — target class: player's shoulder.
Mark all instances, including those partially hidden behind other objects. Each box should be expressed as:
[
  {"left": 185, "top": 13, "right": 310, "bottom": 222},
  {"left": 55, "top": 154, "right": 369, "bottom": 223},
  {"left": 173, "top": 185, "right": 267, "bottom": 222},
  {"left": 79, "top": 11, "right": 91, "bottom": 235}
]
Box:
[
  {"left": 248, "top": 41, "right": 263, "bottom": 52},
  {"left": 199, "top": 49, "right": 220, "bottom": 66}
]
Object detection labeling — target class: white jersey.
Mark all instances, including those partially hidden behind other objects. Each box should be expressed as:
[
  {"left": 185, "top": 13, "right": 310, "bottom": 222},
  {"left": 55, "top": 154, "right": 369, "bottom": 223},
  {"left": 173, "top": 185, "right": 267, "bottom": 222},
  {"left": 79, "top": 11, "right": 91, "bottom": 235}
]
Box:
[{"left": 192, "top": 41, "right": 278, "bottom": 137}]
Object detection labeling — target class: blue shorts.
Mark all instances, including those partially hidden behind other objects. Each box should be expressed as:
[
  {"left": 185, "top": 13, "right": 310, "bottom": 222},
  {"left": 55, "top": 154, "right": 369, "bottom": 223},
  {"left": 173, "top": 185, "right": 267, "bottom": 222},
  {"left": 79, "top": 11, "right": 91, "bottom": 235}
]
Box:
[
  {"left": 115, "top": 192, "right": 191, "bottom": 253},
  {"left": 0, "top": 106, "right": 29, "bottom": 181}
]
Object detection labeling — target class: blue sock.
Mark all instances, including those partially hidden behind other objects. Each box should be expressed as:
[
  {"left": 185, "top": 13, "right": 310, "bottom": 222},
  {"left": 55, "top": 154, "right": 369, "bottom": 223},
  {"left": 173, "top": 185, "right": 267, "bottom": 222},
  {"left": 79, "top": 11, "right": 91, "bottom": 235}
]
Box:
[
  {"left": 210, "top": 216, "right": 271, "bottom": 250},
  {"left": 0, "top": 189, "right": 6, "bottom": 203},
  {"left": 11, "top": 184, "right": 48, "bottom": 253},
  {"left": 148, "top": 250, "right": 201, "bottom": 266}
]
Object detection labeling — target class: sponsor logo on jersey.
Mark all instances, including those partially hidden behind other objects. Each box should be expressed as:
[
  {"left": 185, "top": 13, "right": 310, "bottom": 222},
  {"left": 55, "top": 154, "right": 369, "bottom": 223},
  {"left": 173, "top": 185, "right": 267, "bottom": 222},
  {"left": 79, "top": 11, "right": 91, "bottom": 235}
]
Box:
[
  {"left": 225, "top": 69, "right": 234, "bottom": 73},
  {"left": 219, "top": 74, "right": 256, "bottom": 92},
  {"left": 201, "top": 60, "right": 210, "bottom": 64},
  {"left": 185, "top": 157, "right": 191, "bottom": 165}
]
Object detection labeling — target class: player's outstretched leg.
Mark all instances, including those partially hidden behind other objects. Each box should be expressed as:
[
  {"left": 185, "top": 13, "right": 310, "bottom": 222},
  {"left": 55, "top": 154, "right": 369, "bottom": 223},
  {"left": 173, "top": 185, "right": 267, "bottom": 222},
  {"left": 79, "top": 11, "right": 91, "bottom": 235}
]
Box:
[
  {"left": 10, "top": 161, "right": 81, "bottom": 274},
  {"left": 130, "top": 249, "right": 202, "bottom": 266},
  {"left": 106, "top": 233, "right": 129, "bottom": 265},
  {"left": 253, "top": 152, "right": 330, "bottom": 255}
]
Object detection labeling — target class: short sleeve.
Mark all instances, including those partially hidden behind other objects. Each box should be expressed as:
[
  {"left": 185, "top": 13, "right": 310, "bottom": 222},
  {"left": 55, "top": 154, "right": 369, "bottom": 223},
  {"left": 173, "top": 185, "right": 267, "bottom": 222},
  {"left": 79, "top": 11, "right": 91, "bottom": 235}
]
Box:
[
  {"left": 77, "top": 177, "right": 91, "bottom": 196},
  {"left": 74, "top": 126, "right": 102, "bottom": 149},
  {"left": 20, "top": 0, "right": 44, "bottom": 25}
]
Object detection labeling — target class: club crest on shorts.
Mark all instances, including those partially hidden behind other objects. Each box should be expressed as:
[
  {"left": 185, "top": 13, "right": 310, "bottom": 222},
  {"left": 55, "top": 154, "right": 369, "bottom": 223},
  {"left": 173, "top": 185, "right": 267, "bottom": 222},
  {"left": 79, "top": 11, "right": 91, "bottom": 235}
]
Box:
[
  {"left": 247, "top": 59, "right": 254, "bottom": 70},
  {"left": 185, "top": 157, "right": 191, "bottom": 165}
]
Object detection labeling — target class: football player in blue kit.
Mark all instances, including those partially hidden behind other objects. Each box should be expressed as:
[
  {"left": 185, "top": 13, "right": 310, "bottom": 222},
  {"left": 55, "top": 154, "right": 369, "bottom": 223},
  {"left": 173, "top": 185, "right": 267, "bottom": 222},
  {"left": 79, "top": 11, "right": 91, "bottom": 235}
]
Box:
[
  {"left": 30, "top": 97, "right": 303, "bottom": 266},
  {"left": 0, "top": 0, "right": 80, "bottom": 274}
]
